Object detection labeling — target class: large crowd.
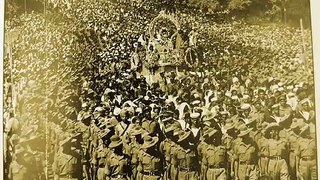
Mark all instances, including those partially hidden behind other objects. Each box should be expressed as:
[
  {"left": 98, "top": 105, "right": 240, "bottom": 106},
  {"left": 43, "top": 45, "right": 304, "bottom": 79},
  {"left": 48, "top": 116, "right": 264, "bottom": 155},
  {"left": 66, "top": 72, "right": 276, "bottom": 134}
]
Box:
[{"left": 4, "top": 0, "right": 316, "bottom": 180}]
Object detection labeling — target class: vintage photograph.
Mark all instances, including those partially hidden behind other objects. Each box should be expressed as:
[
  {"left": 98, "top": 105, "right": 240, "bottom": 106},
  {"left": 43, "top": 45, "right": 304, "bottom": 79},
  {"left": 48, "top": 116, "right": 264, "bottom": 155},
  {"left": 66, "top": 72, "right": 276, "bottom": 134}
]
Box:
[{"left": 3, "top": 0, "right": 317, "bottom": 179}]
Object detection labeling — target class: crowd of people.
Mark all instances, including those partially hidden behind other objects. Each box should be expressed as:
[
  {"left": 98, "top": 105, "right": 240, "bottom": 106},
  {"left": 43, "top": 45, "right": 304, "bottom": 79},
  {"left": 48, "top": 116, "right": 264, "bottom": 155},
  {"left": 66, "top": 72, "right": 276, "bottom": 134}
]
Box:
[{"left": 4, "top": 0, "right": 316, "bottom": 179}]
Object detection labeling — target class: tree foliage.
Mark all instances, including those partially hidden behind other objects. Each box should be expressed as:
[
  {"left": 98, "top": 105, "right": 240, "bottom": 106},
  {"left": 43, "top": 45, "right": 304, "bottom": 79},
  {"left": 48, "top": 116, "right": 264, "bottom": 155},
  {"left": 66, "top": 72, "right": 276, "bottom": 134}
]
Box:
[{"left": 228, "top": 0, "right": 252, "bottom": 10}]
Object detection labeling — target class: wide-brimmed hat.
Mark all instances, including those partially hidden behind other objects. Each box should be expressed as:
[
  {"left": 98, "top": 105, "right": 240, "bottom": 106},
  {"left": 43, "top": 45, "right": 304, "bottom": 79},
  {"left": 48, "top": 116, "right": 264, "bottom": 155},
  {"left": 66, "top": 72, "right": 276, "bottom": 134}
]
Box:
[
  {"left": 264, "top": 122, "right": 282, "bottom": 135},
  {"left": 290, "top": 118, "right": 305, "bottom": 129},
  {"left": 165, "top": 123, "right": 180, "bottom": 134},
  {"left": 299, "top": 124, "right": 310, "bottom": 136},
  {"left": 142, "top": 136, "right": 159, "bottom": 149},
  {"left": 278, "top": 114, "right": 291, "bottom": 127},
  {"left": 178, "top": 131, "right": 191, "bottom": 142},
  {"left": 113, "top": 107, "right": 122, "bottom": 116},
  {"left": 106, "top": 117, "right": 118, "bottom": 129},
  {"left": 206, "top": 128, "right": 218, "bottom": 138},
  {"left": 131, "top": 125, "right": 144, "bottom": 136},
  {"left": 109, "top": 135, "right": 123, "bottom": 148},
  {"left": 203, "top": 112, "right": 215, "bottom": 121},
  {"left": 238, "top": 125, "right": 253, "bottom": 137},
  {"left": 190, "top": 112, "right": 201, "bottom": 119},
  {"left": 224, "top": 121, "right": 235, "bottom": 131}
]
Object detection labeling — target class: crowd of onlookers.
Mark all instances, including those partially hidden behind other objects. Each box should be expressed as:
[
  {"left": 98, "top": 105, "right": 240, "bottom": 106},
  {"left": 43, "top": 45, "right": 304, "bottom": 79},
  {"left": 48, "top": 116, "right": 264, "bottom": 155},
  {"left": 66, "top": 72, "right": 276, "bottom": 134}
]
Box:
[{"left": 3, "top": 0, "right": 315, "bottom": 179}]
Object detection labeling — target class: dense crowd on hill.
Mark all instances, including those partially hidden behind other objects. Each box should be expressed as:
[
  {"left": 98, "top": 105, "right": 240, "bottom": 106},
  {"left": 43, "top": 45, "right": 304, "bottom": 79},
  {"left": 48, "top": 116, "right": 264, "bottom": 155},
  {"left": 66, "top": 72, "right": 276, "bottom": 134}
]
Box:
[{"left": 3, "top": 0, "right": 316, "bottom": 180}]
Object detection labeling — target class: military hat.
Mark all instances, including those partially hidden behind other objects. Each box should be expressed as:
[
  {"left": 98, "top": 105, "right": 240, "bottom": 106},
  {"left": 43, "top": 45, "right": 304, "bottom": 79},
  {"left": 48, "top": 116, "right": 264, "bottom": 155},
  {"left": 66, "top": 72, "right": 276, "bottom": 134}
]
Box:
[
  {"left": 162, "top": 117, "right": 173, "bottom": 123},
  {"left": 178, "top": 130, "right": 191, "bottom": 142},
  {"left": 290, "top": 118, "right": 305, "bottom": 129},
  {"left": 142, "top": 135, "right": 159, "bottom": 149},
  {"left": 224, "top": 120, "right": 235, "bottom": 130},
  {"left": 238, "top": 125, "right": 253, "bottom": 137},
  {"left": 220, "top": 111, "right": 230, "bottom": 116},
  {"left": 60, "top": 135, "right": 73, "bottom": 146},
  {"left": 82, "top": 113, "right": 91, "bottom": 123},
  {"left": 278, "top": 114, "right": 291, "bottom": 127},
  {"left": 264, "top": 122, "right": 282, "bottom": 135},
  {"left": 206, "top": 128, "right": 218, "bottom": 138},
  {"left": 113, "top": 107, "right": 122, "bottom": 116},
  {"left": 15, "top": 144, "right": 25, "bottom": 155},
  {"left": 165, "top": 122, "right": 180, "bottom": 133},
  {"left": 131, "top": 125, "right": 144, "bottom": 136},
  {"left": 271, "top": 103, "right": 280, "bottom": 109},
  {"left": 203, "top": 112, "right": 215, "bottom": 121},
  {"left": 299, "top": 124, "right": 310, "bottom": 136},
  {"left": 190, "top": 112, "right": 201, "bottom": 119},
  {"left": 109, "top": 134, "right": 123, "bottom": 148},
  {"left": 106, "top": 117, "right": 118, "bottom": 129},
  {"left": 240, "top": 103, "right": 251, "bottom": 111}
]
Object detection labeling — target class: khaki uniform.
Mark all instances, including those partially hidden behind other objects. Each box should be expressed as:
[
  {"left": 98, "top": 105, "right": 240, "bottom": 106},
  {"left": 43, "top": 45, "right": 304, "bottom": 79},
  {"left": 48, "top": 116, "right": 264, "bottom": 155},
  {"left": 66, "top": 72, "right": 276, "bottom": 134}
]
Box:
[
  {"left": 233, "top": 140, "right": 258, "bottom": 180},
  {"left": 257, "top": 137, "right": 269, "bottom": 177},
  {"left": 78, "top": 123, "right": 91, "bottom": 180},
  {"left": 296, "top": 137, "right": 317, "bottom": 180},
  {"left": 267, "top": 139, "right": 289, "bottom": 180},
  {"left": 159, "top": 138, "right": 173, "bottom": 180},
  {"left": 174, "top": 145, "right": 199, "bottom": 180},
  {"left": 203, "top": 144, "right": 227, "bottom": 180},
  {"left": 170, "top": 142, "right": 179, "bottom": 180},
  {"left": 197, "top": 141, "right": 208, "bottom": 180},
  {"left": 286, "top": 130, "right": 299, "bottom": 179},
  {"left": 222, "top": 134, "right": 239, "bottom": 179},
  {"left": 53, "top": 149, "right": 82, "bottom": 180},
  {"left": 137, "top": 150, "right": 163, "bottom": 180},
  {"left": 129, "top": 141, "right": 141, "bottom": 180},
  {"left": 105, "top": 150, "right": 130, "bottom": 180}
]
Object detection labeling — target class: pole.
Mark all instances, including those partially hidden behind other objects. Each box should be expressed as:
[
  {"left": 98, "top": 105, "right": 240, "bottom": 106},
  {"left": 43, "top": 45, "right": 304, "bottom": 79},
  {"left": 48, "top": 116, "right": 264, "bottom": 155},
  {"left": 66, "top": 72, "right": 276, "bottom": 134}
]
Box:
[
  {"left": 24, "top": 0, "right": 27, "bottom": 14},
  {"left": 8, "top": 33, "right": 16, "bottom": 117},
  {"left": 300, "top": 18, "right": 307, "bottom": 71}
]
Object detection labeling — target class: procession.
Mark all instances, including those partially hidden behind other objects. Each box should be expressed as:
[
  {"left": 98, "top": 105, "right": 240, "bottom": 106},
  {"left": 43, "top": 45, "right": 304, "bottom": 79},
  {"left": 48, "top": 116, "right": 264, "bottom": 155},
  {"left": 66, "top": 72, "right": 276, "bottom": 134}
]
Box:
[{"left": 3, "top": 0, "right": 316, "bottom": 179}]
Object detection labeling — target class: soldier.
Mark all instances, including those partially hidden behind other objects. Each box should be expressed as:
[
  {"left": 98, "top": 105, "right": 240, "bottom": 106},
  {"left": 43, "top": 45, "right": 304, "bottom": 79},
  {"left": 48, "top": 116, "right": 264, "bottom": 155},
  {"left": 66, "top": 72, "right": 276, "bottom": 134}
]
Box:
[
  {"left": 96, "top": 144, "right": 108, "bottom": 180},
  {"left": 203, "top": 128, "right": 228, "bottom": 180},
  {"left": 197, "top": 126, "right": 210, "bottom": 180},
  {"left": 128, "top": 125, "right": 145, "bottom": 180},
  {"left": 169, "top": 128, "right": 182, "bottom": 180},
  {"left": 287, "top": 118, "right": 305, "bottom": 180},
  {"left": 232, "top": 124, "right": 258, "bottom": 180},
  {"left": 222, "top": 117, "right": 238, "bottom": 179},
  {"left": 256, "top": 122, "right": 269, "bottom": 179},
  {"left": 159, "top": 124, "right": 176, "bottom": 180},
  {"left": 296, "top": 124, "right": 317, "bottom": 180},
  {"left": 10, "top": 144, "right": 37, "bottom": 180},
  {"left": 264, "top": 123, "right": 289, "bottom": 180},
  {"left": 174, "top": 130, "right": 199, "bottom": 180},
  {"left": 53, "top": 134, "right": 83, "bottom": 180},
  {"left": 137, "top": 135, "right": 164, "bottom": 180},
  {"left": 77, "top": 115, "right": 92, "bottom": 180},
  {"left": 105, "top": 134, "right": 131, "bottom": 180}
]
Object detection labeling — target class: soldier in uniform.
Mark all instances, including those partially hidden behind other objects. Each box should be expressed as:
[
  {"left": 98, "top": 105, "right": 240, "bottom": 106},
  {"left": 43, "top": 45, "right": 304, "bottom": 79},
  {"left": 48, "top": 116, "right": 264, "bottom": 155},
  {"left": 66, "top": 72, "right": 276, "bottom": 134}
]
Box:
[
  {"left": 105, "top": 134, "right": 131, "bottom": 180},
  {"left": 256, "top": 122, "right": 269, "bottom": 179},
  {"left": 174, "top": 130, "right": 199, "bottom": 180},
  {"left": 169, "top": 127, "right": 182, "bottom": 180},
  {"left": 128, "top": 125, "right": 145, "bottom": 180},
  {"left": 77, "top": 115, "right": 92, "bottom": 180},
  {"left": 53, "top": 133, "right": 83, "bottom": 180},
  {"left": 296, "top": 124, "right": 317, "bottom": 180},
  {"left": 203, "top": 128, "right": 228, "bottom": 180},
  {"left": 137, "top": 135, "right": 164, "bottom": 180},
  {"left": 232, "top": 124, "right": 258, "bottom": 180},
  {"left": 197, "top": 126, "right": 210, "bottom": 180},
  {"left": 264, "top": 123, "right": 289, "bottom": 180},
  {"left": 159, "top": 124, "right": 176, "bottom": 180}
]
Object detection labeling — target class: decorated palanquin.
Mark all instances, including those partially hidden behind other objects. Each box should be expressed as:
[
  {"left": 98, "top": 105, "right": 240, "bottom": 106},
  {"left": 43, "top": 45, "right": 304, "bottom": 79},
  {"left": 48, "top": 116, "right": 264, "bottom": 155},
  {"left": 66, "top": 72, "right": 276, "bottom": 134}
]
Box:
[{"left": 146, "top": 11, "right": 186, "bottom": 68}]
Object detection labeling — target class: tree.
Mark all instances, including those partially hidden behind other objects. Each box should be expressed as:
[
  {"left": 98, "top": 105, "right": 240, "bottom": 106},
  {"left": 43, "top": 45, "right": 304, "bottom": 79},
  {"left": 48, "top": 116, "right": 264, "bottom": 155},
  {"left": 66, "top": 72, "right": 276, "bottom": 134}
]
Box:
[{"left": 228, "top": 0, "right": 252, "bottom": 10}]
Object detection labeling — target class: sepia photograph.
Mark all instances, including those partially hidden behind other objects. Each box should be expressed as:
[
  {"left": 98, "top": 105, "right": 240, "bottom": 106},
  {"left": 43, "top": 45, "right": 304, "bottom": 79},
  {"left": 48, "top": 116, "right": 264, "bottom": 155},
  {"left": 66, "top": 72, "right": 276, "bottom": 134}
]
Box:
[{"left": 2, "top": 0, "right": 318, "bottom": 179}]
